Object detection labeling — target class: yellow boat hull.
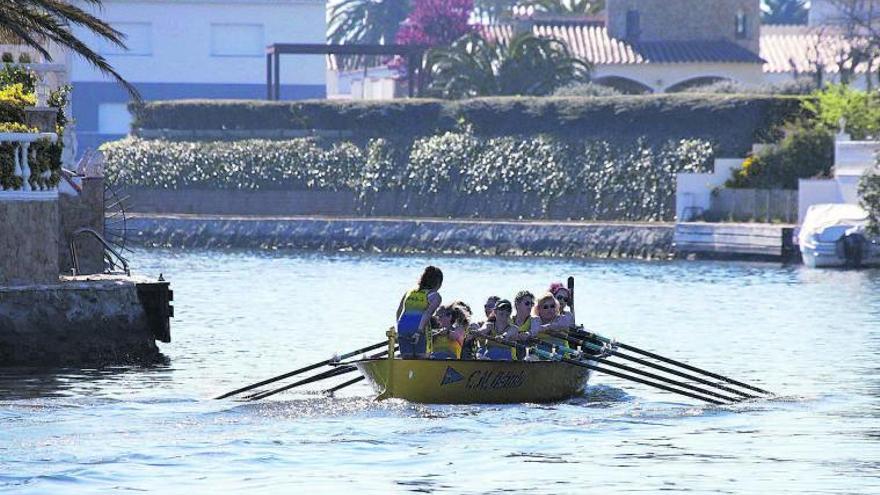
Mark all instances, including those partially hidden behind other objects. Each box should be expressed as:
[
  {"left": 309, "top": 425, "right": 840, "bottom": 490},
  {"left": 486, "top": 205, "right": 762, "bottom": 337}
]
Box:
[{"left": 354, "top": 358, "right": 592, "bottom": 404}]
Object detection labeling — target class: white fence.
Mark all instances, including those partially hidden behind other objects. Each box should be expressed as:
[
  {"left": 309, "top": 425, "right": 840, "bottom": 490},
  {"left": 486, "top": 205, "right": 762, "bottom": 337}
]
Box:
[{"left": 0, "top": 132, "right": 59, "bottom": 200}]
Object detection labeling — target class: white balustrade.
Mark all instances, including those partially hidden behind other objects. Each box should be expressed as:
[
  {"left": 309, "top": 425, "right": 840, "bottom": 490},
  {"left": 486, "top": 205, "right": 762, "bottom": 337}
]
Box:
[{"left": 0, "top": 132, "right": 59, "bottom": 200}]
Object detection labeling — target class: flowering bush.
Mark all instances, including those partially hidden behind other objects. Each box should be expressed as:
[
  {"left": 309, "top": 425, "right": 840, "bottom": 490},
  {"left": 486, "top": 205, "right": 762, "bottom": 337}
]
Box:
[
  {"left": 859, "top": 170, "right": 880, "bottom": 234},
  {"left": 395, "top": 0, "right": 474, "bottom": 47},
  {"left": 726, "top": 124, "right": 833, "bottom": 189},
  {"left": 102, "top": 133, "right": 713, "bottom": 221}
]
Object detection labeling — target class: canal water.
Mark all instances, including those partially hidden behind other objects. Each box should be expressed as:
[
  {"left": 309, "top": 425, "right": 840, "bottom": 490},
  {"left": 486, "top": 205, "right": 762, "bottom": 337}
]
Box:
[{"left": 2, "top": 249, "right": 879, "bottom": 494}]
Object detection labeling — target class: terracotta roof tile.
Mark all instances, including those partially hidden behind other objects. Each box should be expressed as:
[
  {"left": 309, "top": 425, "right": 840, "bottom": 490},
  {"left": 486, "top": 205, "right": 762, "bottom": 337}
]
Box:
[{"left": 486, "top": 24, "right": 762, "bottom": 65}]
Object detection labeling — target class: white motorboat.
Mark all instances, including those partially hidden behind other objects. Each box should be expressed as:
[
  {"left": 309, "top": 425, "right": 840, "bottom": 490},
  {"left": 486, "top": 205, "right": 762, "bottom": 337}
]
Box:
[{"left": 798, "top": 204, "right": 880, "bottom": 268}]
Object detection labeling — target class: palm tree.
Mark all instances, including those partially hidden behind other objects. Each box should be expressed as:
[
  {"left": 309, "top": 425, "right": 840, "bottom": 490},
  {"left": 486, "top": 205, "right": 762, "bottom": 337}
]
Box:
[
  {"left": 526, "top": 0, "right": 605, "bottom": 15},
  {"left": 0, "top": 0, "right": 138, "bottom": 97},
  {"left": 328, "top": 0, "right": 411, "bottom": 44},
  {"left": 427, "top": 31, "right": 591, "bottom": 98},
  {"left": 761, "top": 0, "right": 808, "bottom": 25}
]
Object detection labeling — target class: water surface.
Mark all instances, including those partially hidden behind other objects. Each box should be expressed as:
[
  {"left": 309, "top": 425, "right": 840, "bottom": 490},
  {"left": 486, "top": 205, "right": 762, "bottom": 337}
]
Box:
[{"left": 2, "top": 249, "right": 879, "bottom": 494}]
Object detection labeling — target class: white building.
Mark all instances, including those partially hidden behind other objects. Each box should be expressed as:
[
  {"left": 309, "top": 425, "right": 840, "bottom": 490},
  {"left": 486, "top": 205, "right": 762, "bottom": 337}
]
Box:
[{"left": 69, "top": 0, "right": 327, "bottom": 153}]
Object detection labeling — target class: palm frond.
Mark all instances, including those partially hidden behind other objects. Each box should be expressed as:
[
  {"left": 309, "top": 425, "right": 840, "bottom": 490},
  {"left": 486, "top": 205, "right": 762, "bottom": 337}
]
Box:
[{"left": 0, "top": 0, "right": 139, "bottom": 99}]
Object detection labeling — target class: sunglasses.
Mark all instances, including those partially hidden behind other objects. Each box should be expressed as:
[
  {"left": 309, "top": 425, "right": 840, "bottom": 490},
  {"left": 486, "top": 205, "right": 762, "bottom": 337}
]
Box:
[
  {"left": 542, "top": 304, "right": 557, "bottom": 310},
  {"left": 555, "top": 295, "right": 568, "bottom": 303},
  {"left": 521, "top": 300, "right": 534, "bottom": 306}
]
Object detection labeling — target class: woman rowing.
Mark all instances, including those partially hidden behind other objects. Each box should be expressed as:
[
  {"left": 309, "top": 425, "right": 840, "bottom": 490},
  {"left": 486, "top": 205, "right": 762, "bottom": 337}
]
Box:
[
  {"left": 548, "top": 282, "right": 575, "bottom": 328},
  {"left": 533, "top": 292, "right": 572, "bottom": 356},
  {"left": 395, "top": 266, "right": 443, "bottom": 359},
  {"left": 512, "top": 290, "right": 540, "bottom": 358},
  {"left": 475, "top": 299, "right": 519, "bottom": 360},
  {"left": 430, "top": 304, "right": 468, "bottom": 360}
]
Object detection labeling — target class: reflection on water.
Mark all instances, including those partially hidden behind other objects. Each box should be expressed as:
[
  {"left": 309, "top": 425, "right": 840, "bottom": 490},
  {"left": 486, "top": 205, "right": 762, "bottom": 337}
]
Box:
[{"left": 2, "top": 248, "right": 880, "bottom": 494}]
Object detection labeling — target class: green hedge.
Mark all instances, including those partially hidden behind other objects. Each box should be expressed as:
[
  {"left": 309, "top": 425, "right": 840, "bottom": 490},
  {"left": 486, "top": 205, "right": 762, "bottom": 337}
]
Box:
[
  {"left": 859, "top": 172, "right": 880, "bottom": 234},
  {"left": 131, "top": 94, "right": 805, "bottom": 156},
  {"left": 102, "top": 134, "right": 712, "bottom": 221}
]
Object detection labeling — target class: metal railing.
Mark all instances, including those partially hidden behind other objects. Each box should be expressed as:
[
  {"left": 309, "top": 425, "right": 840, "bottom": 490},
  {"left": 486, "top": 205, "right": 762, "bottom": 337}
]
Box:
[{"left": 69, "top": 227, "right": 130, "bottom": 276}]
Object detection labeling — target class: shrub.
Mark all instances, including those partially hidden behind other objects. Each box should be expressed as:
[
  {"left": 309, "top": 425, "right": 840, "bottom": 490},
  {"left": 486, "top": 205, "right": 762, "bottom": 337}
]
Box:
[
  {"left": 131, "top": 94, "right": 805, "bottom": 156},
  {"left": 682, "top": 78, "right": 818, "bottom": 96},
  {"left": 553, "top": 82, "right": 622, "bottom": 97},
  {"left": 859, "top": 170, "right": 880, "bottom": 234},
  {"left": 726, "top": 123, "right": 834, "bottom": 189},
  {"left": 0, "top": 64, "right": 37, "bottom": 93},
  {"left": 102, "top": 134, "right": 713, "bottom": 221},
  {"left": 803, "top": 84, "right": 880, "bottom": 140}
]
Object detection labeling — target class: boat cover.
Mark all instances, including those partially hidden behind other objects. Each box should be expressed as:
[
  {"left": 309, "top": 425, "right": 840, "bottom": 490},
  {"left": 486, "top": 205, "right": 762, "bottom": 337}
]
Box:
[{"left": 799, "top": 204, "right": 870, "bottom": 245}]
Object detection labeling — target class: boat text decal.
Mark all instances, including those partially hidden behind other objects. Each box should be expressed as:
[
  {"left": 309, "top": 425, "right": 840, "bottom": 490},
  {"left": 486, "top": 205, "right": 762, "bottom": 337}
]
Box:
[
  {"left": 466, "top": 370, "right": 526, "bottom": 390},
  {"left": 440, "top": 366, "right": 465, "bottom": 386}
]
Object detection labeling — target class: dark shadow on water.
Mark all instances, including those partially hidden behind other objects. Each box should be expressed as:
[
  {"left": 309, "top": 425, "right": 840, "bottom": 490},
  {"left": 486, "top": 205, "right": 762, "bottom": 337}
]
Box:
[{"left": 0, "top": 356, "right": 173, "bottom": 400}]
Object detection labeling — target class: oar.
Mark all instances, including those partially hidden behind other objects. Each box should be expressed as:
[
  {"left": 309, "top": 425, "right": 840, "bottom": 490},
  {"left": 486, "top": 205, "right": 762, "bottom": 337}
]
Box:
[
  {"left": 536, "top": 348, "right": 727, "bottom": 406},
  {"left": 565, "top": 334, "right": 760, "bottom": 400},
  {"left": 247, "top": 347, "right": 394, "bottom": 401},
  {"left": 247, "top": 366, "right": 358, "bottom": 401},
  {"left": 531, "top": 338, "right": 739, "bottom": 403},
  {"left": 323, "top": 376, "right": 365, "bottom": 396},
  {"left": 484, "top": 336, "right": 729, "bottom": 405},
  {"left": 571, "top": 328, "right": 773, "bottom": 396},
  {"left": 567, "top": 276, "right": 575, "bottom": 322},
  {"left": 214, "top": 340, "right": 387, "bottom": 399}
]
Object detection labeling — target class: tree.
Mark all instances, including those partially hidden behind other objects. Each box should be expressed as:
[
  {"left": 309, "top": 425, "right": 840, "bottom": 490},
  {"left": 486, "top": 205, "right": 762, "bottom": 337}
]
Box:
[
  {"left": 0, "top": 0, "right": 137, "bottom": 97},
  {"left": 526, "top": 0, "right": 605, "bottom": 15},
  {"left": 823, "top": 1, "right": 880, "bottom": 86},
  {"left": 761, "top": 0, "right": 808, "bottom": 25},
  {"left": 426, "top": 31, "right": 591, "bottom": 98},
  {"left": 859, "top": 166, "right": 880, "bottom": 234},
  {"left": 473, "top": 0, "right": 520, "bottom": 24},
  {"left": 395, "top": 0, "right": 475, "bottom": 47},
  {"left": 328, "top": 0, "right": 411, "bottom": 45}
]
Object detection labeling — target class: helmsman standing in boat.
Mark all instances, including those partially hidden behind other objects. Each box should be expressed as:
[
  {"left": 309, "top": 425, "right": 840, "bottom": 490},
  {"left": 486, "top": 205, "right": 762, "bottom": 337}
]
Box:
[{"left": 395, "top": 266, "right": 443, "bottom": 359}]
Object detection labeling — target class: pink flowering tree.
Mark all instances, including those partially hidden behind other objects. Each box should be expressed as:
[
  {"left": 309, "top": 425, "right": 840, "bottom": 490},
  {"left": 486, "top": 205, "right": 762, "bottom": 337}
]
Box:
[{"left": 395, "top": 0, "right": 475, "bottom": 48}]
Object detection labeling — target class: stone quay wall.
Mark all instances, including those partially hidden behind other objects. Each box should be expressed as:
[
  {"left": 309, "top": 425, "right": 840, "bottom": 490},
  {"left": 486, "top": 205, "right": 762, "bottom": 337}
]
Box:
[
  {"left": 0, "top": 276, "right": 162, "bottom": 366},
  {"left": 129, "top": 214, "right": 675, "bottom": 260}
]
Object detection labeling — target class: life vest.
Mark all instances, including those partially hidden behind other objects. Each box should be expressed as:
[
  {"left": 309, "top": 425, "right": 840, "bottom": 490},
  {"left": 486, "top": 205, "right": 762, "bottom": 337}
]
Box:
[
  {"left": 483, "top": 325, "right": 516, "bottom": 360},
  {"left": 397, "top": 288, "right": 433, "bottom": 354},
  {"left": 432, "top": 329, "right": 463, "bottom": 359}
]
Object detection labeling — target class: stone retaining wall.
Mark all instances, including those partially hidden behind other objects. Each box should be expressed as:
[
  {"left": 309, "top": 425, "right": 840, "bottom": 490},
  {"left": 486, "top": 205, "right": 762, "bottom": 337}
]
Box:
[
  {"left": 125, "top": 188, "right": 665, "bottom": 221},
  {"left": 129, "top": 214, "right": 675, "bottom": 259},
  {"left": 0, "top": 276, "right": 162, "bottom": 366},
  {"left": 0, "top": 198, "right": 59, "bottom": 285}
]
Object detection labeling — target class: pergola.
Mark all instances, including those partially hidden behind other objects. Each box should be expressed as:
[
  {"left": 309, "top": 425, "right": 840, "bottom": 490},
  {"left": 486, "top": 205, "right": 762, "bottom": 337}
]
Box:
[{"left": 265, "top": 43, "right": 427, "bottom": 100}]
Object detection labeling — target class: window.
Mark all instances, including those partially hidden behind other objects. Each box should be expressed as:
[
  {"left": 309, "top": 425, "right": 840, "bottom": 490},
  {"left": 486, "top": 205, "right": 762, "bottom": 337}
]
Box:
[
  {"left": 98, "top": 23, "right": 152, "bottom": 56},
  {"left": 210, "top": 24, "right": 264, "bottom": 57},
  {"left": 626, "top": 10, "right": 641, "bottom": 40},
  {"left": 735, "top": 11, "right": 747, "bottom": 39},
  {"left": 98, "top": 103, "right": 131, "bottom": 135}
]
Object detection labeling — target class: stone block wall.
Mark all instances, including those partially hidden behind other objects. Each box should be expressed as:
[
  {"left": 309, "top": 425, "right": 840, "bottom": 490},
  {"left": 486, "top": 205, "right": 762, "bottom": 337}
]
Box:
[
  {"left": 59, "top": 178, "right": 105, "bottom": 275},
  {"left": 0, "top": 276, "right": 161, "bottom": 366},
  {"left": 0, "top": 199, "right": 60, "bottom": 285}
]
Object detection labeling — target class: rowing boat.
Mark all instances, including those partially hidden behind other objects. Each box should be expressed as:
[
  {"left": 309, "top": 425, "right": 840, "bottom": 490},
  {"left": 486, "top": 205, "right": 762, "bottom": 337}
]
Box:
[{"left": 354, "top": 357, "right": 592, "bottom": 404}]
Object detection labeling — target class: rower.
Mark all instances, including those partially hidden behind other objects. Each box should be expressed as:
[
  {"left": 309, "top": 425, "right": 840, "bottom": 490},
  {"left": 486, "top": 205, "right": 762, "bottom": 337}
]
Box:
[
  {"left": 533, "top": 292, "right": 571, "bottom": 356},
  {"left": 476, "top": 300, "right": 517, "bottom": 361},
  {"left": 430, "top": 305, "right": 465, "bottom": 360}
]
